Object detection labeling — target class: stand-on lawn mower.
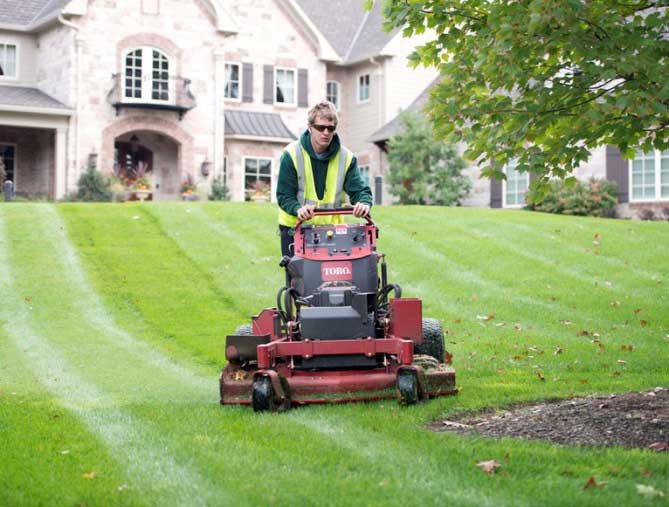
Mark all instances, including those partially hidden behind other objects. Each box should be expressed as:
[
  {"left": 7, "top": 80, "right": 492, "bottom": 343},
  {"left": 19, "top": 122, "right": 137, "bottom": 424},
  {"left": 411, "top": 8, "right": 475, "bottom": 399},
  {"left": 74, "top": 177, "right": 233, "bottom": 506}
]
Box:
[{"left": 220, "top": 209, "right": 456, "bottom": 411}]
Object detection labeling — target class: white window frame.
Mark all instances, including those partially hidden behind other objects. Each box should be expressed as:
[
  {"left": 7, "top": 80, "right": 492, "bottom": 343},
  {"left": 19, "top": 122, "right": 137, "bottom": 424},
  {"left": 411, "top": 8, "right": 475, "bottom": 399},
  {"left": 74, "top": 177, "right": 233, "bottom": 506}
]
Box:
[
  {"left": 502, "top": 160, "right": 529, "bottom": 208},
  {"left": 223, "top": 62, "right": 241, "bottom": 102},
  {"left": 326, "top": 80, "right": 340, "bottom": 109},
  {"left": 0, "top": 142, "right": 18, "bottom": 189},
  {"left": 357, "top": 74, "right": 371, "bottom": 104},
  {"left": 243, "top": 156, "right": 273, "bottom": 199},
  {"left": 0, "top": 43, "right": 18, "bottom": 80},
  {"left": 122, "top": 46, "right": 174, "bottom": 105},
  {"left": 629, "top": 149, "right": 669, "bottom": 202},
  {"left": 274, "top": 67, "right": 297, "bottom": 106}
]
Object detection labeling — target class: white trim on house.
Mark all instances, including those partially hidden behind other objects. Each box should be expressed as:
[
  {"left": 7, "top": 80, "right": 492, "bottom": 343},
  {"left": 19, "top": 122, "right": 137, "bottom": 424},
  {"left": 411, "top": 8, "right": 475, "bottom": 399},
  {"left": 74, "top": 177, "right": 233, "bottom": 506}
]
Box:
[
  {"left": 326, "top": 80, "right": 340, "bottom": 110},
  {"left": 223, "top": 61, "right": 242, "bottom": 102},
  {"left": 274, "top": 67, "right": 297, "bottom": 107},
  {"left": 0, "top": 104, "right": 74, "bottom": 116},
  {"left": 122, "top": 46, "right": 175, "bottom": 105},
  {"left": 629, "top": 149, "right": 669, "bottom": 203},
  {"left": 357, "top": 73, "right": 370, "bottom": 104},
  {"left": 0, "top": 42, "right": 19, "bottom": 81}
]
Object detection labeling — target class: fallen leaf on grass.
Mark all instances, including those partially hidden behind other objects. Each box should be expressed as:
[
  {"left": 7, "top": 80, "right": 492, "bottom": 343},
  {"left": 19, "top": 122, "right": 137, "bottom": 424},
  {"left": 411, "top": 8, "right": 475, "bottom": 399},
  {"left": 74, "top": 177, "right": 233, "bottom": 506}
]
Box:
[
  {"left": 536, "top": 371, "right": 545, "bottom": 381},
  {"left": 647, "top": 442, "right": 669, "bottom": 452},
  {"left": 378, "top": 479, "right": 390, "bottom": 486},
  {"left": 610, "top": 301, "right": 621, "bottom": 307},
  {"left": 583, "top": 476, "right": 607, "bottom": 490},
  {"left": 636, "top": 484, "right": 665, "bottom": 498},
  {"left": 621, "top": 345, "right": 636, "bottom": 352},
  {"left": 60, "top": 450, "right": 70, "bottom": 455},
  {"left": 554, "top": 346, "right": 563, "bottom": 355},
  {"left": 579, "top": 379, "right": 589, "bottom": 384},
  {"left": 560, "top": 320, "right": 573, "bottom": 325},
  {"left": 118, "top": 484, "right": 130, "bottom": 492},
  {"left": 634, "top": 308, "right": 643, "bottom": 315},
  {"left": 442, "top": 421, "right": 472, "bottom": 429},
  {"left": 640, "top": 466, "right": 652, "bottom": 477},
  {"left": 617, "top": 360, "right": 627, "bottom": 366},
  {"left": 476, "top": 460, "right": 502, "bottom": 474},
  {"left": 476, "top": 313, "right": 496, "bottom": 321},
  {"left": 82, "top": 471, "right": 97, "bottom": 480},
  {"left": 640, "top": 319, "right": 648, "bottom": 327}
]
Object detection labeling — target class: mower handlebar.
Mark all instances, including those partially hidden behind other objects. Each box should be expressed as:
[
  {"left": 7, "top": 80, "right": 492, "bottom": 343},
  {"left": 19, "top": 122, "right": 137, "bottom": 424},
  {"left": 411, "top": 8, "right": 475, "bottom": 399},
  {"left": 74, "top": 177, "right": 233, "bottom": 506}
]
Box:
[{"left": 294, "top": 207, "right": 374, "bottom": 230}]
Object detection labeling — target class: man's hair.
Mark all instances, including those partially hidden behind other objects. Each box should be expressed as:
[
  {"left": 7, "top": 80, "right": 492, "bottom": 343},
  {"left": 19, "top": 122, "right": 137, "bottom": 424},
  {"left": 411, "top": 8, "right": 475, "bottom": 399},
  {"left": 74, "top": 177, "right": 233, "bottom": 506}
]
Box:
[{"left": 308, "top": 101, "right": 338, "bottom": 125}]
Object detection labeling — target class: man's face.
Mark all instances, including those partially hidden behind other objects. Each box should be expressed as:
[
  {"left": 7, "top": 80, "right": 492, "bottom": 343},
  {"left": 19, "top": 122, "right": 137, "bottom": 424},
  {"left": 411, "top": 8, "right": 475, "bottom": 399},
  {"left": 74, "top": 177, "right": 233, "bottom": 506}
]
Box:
[{"left": 309, "top": 115, "right": 336, "bottom": 152}]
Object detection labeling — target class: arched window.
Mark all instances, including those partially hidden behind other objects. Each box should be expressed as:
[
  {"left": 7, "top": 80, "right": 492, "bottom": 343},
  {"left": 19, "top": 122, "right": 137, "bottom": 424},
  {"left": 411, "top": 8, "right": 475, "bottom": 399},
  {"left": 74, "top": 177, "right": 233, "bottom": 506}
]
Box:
[{"left": 123, "top": 47, "right": 172, "bottom": 103}]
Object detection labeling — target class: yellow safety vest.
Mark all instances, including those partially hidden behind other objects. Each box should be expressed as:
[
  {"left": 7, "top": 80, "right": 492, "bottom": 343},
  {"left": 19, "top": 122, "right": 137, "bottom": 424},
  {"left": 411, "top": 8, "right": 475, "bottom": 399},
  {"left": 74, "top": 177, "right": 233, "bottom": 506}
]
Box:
[{"left": 277, "top": 140, "right": 353, "bottom": 227}]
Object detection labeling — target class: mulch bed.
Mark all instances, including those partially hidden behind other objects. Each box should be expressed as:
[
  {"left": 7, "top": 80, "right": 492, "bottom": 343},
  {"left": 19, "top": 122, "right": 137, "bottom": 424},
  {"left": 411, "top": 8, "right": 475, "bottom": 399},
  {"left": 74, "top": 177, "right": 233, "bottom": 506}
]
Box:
[{"left": 429, "top": 387, "right": 668, "bottom": 450}]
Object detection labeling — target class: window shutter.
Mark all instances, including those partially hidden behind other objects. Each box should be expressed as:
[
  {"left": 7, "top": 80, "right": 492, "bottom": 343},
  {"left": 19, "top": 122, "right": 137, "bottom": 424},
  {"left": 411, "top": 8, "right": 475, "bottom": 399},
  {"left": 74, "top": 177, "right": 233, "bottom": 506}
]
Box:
[
  {"left": 298, "top": 68, "right": 308, "bottom": 107},
  {"left": 263, "top": 65, "right": 274, "bottom": 104},
  {"left": 242, "top": 63, "right": 253, "bottom": 103},
  {"left": 605, "top": 145, "right": 629, "bottom": 203},
  {"left": 490, "top": 178, "right": 502, "bottom": 208}
]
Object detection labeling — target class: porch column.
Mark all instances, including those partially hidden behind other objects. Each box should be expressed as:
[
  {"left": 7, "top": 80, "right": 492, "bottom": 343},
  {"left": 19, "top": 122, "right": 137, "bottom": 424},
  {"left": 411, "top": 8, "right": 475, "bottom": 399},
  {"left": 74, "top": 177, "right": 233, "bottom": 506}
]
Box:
[{"left": 55, "top": 127, "right": 67, "bottom": 199}]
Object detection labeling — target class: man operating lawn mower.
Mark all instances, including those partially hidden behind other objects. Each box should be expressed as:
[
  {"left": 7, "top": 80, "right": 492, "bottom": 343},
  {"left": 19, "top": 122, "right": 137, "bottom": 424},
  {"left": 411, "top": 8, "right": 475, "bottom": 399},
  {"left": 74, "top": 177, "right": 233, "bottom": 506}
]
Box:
[{"left": 276, "top": 100, "right": 373, "bottom": 256}]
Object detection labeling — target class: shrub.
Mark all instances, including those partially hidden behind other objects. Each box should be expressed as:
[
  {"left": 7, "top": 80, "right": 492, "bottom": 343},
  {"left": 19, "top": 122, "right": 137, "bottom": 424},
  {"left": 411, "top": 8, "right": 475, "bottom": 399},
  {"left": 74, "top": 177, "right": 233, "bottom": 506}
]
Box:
[
  {"left": 76, "top": 166, "right": 112, "bottom": 202},
  {"left": 527, "top": 178, "right": 618, "bottom": 218},
  {"left": 209, "top": 176, "right": 230, "bottom": 201}
]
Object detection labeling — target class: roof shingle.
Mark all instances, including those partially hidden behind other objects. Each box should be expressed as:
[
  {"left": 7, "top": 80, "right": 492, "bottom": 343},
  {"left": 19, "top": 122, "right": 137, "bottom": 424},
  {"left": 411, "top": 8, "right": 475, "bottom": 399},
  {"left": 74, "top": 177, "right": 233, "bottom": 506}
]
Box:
[
  {"left": 225, "top": 110, "right": 296, "bottom": 141},
  {"left": 0, "top": 0, "right": 68, "bottom": 27},
  {"left": 0, "top": 85, "right": 70, "bottom": 110}
]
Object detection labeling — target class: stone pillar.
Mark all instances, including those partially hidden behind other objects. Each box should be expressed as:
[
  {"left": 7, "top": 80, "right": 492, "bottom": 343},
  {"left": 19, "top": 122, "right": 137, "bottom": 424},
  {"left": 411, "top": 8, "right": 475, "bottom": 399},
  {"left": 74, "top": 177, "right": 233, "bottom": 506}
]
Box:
[{"left": 55, "top": 127, "right": 68, "bottom": 199}]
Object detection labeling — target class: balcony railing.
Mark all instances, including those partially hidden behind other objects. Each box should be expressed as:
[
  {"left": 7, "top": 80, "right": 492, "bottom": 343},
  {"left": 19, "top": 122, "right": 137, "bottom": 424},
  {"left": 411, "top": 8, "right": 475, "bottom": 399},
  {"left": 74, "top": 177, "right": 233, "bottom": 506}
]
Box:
[{"left": 107, "top": 73, "right": 197, "bottom": 120}]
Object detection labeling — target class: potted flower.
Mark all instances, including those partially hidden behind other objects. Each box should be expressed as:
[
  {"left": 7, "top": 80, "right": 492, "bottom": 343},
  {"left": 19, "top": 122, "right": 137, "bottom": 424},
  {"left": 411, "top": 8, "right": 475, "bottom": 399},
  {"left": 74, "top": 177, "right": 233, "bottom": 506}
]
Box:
[
  {"left": 181, "top": 173, "right": 198, "bottom": 201},
  {"left": 247, "top": 180, "right": 271, "bottom": 202}
]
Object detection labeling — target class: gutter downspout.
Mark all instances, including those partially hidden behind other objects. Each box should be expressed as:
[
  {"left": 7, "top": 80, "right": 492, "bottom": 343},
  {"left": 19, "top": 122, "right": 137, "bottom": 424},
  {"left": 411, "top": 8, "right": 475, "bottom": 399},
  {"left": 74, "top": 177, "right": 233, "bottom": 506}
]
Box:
[
  {"left": 369, "top": 56, "right": 384, "bottom": 201},
  {"left": 58, "top": 14, "right": 83, "bottom": 195}
]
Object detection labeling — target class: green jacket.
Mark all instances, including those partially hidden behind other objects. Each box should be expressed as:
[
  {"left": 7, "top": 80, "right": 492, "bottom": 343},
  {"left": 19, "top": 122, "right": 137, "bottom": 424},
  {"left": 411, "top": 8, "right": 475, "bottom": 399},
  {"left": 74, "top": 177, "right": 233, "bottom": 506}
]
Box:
[{"left": 276, "top": 130, "right": 373, "bottom": 216}]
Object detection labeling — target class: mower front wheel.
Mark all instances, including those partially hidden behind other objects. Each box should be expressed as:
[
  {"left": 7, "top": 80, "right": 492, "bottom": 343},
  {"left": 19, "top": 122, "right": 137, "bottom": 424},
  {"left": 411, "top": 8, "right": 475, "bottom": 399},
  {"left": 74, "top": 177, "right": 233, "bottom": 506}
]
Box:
[
  {"left": 252, "top": 377, "right": 276, "bottom": 412},
  {"left": 397, "top": 370, "right": 419, "bottom": 405}
]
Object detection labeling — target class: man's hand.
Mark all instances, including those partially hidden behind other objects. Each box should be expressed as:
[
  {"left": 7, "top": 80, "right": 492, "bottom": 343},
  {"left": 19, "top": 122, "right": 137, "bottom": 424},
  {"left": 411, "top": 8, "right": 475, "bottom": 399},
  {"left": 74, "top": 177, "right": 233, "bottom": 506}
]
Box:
[
  {"left": 352, "top": 203, "right": 370, "bottom": 218},
  {"left": 297, "top": 204, "right": 316, "bottom": 221}
]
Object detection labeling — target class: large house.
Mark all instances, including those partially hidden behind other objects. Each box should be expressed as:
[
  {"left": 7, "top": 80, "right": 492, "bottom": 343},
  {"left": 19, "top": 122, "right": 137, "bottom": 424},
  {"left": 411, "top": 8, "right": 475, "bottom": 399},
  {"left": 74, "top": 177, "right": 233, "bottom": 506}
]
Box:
[{"left": 0, "top": 0, "right": 437, "bottom": 202}]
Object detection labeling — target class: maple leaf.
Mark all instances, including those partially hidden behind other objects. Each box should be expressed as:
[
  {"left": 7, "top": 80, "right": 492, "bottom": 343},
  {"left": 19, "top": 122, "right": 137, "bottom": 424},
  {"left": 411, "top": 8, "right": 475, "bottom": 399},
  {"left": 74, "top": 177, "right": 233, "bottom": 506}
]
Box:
[
  {"left": 583, "top": 476, "right": 607, "bottom": 490},
  {"left": 476, "top": 460, "right": 502, "bottom": 474},
  {"left": 636, "top": 484, "right": 665, "bottom": 498}
]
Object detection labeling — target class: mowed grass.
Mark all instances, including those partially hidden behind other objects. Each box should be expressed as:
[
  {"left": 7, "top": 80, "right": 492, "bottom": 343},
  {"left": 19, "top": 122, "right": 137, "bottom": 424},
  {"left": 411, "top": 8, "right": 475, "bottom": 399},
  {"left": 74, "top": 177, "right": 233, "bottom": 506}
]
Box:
[{"left": 0, "top": 202, "right": 667, "bottom": 506}]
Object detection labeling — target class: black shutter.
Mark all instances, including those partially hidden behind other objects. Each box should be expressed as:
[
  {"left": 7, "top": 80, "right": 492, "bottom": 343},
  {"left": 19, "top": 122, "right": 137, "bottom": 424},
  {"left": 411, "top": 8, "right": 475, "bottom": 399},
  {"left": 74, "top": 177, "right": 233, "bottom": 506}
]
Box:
[
  {"left": 606, "top": 145, "right": 629, "bottom": 203},
  {"left": 298, "top": 68, "right": 308, "bottom": 107},
  {"left": 490, "top": 177, "right": 502, "bottom": 208},
  {"left": 263, "top": 65, "right": 274, "bottom": 104},
  {"left": 242, "top": 63, "right": 253, "bottom": 103}
]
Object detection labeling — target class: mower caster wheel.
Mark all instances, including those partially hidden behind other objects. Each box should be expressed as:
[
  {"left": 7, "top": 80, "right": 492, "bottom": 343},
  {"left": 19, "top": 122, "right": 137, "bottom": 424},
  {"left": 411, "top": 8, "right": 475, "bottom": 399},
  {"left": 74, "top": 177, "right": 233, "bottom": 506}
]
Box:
[
  {"left": 397, "top": 370, "right": 419, "bottom": 405},
  {"left": 252, "top": 377, "right": 275, "bottom": 412}
]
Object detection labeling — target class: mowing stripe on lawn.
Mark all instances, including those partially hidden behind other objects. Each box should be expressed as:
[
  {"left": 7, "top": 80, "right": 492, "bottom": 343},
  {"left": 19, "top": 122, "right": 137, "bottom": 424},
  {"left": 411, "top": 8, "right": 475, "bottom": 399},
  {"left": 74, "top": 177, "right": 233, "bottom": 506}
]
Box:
[{"left": 0, "top": 206, "right": 226, "bottom": 505}]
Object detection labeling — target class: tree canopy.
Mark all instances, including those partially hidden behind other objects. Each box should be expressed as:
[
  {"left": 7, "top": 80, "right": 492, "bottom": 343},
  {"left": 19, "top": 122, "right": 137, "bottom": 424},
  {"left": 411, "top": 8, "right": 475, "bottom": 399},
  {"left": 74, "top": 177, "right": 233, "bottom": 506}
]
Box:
[
  {"left": 387, "top": 111, "right": 471, "bottom": 205},
  {"left": 378, "top": 0, "right": 669, "bottom": 197}
]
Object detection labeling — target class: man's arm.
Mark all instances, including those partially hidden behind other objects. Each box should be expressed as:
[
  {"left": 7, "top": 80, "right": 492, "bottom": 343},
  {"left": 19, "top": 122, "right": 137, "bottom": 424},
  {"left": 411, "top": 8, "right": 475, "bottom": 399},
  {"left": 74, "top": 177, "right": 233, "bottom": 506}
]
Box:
[{"left": 276, "top": 151, "right": 301, "bottom": 216}]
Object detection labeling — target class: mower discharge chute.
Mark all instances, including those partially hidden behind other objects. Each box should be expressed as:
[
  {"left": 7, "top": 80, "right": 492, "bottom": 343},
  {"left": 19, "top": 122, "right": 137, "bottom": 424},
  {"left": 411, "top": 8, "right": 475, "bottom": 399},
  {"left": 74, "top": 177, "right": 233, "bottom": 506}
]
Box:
[{"left": 220, "top": 209, "right": 456, "bottom": 411}]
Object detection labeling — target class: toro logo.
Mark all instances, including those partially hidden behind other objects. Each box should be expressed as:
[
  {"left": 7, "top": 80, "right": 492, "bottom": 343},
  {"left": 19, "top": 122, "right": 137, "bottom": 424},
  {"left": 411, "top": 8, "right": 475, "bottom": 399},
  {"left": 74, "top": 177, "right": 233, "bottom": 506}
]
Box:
[{"left": 321, "top": 261, "right": 353, "bottom": 281}]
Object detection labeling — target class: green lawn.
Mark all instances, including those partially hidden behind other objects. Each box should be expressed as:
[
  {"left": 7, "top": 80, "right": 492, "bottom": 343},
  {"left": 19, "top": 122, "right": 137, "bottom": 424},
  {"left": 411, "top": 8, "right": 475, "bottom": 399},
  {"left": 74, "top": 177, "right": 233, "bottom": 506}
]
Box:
[{"left": 0, "top": 202, "right": 667, "bottom": 506}]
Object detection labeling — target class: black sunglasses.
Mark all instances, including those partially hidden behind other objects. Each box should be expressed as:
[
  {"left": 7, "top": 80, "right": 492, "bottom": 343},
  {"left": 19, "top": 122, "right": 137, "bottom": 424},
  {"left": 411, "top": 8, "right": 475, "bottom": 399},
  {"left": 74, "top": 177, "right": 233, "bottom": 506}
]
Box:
[{"left": 311, "top": 123, "right": 337, "bottom": 133}]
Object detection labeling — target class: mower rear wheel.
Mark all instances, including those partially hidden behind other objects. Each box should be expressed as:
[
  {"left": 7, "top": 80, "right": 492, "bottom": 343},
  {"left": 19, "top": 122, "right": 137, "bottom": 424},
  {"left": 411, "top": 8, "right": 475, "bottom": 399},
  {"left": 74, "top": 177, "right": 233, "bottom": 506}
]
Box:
[
  {"left": 235, "top": 324, "right": 253, "bottom": 336},
  {"left": 252, "top": 377, "right": 275, "bottom": 412},
  {"left": 397, "top": 370, "right": 419, "bottom": 405},
  {"left": 414, "top": 318, "right": 445, "bottom": 363}
]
